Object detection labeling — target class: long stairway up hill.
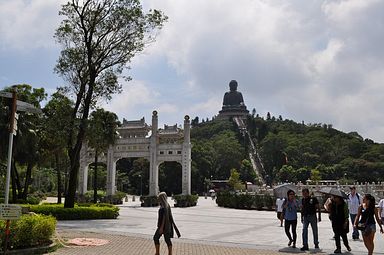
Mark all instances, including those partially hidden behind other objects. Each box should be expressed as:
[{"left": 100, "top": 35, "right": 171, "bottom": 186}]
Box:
[{"left": 233, "top": 117, "right": 265, "bottom": 185}]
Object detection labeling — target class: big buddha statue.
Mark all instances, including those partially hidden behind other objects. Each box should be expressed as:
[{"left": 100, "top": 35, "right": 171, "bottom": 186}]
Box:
[{"left": 218, "top": 80, "right": 249, "bottom": 119}]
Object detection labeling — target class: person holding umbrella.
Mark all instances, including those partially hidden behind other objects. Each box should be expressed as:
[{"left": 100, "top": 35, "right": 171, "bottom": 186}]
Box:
[{"left": 325, "top": 194, "right": 351, "bottom": 253}]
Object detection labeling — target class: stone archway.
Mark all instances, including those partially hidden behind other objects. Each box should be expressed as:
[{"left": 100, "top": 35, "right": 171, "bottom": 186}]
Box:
[{"left": 79, "top": 111, "right": 191, "bottom": 196}]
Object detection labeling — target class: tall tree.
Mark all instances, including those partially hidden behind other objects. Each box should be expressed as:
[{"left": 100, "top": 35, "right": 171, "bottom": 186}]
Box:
[
  {"left": 1, "top": 84, "right": 46, "bottom": 201},
  {"left": 86, "top": 108, "right": 118, "bottom": 203},
  {"left": 41, "top": 92, "right": 74, "bottom": 203},
  {"left": 54, "top": 0, "right": 167, "bottom": 207}
]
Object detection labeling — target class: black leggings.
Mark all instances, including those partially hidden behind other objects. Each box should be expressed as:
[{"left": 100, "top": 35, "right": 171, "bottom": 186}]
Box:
[
  {"left": 284, "top": 219, "right": 297, "bottom": 242},
  {"left": 153, "top": 229, "right": 172, "bottom": 247},
  {"left": 334, "top": 231, "right": 349, "bottom": 249}
]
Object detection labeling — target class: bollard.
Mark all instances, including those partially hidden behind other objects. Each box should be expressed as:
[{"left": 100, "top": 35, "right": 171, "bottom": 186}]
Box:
[{"left": 124, "top": 195, "right": 128, "bottom": 202}]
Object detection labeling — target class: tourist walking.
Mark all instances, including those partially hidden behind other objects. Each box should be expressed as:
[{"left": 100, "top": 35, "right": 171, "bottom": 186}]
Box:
[
  {"left": 300, "top": 188, "right": 321, "bottom": 251},
  {"left": 348, "top": 186, "right": 361, "bottom": 240},
  {"left": 325, "top": 195, "right": 351, "bottom": 253},
  {"left": 378, "top": 197, "right": 384, "bottom": 224},
  {"left": 282, "top": 190, "right": 299, "bottom": 248},
  {"left": 154, "top": 192, "right": 181, "bottom": 255},
  {"left": 354, "top": 194, "right": 383, "bottom": 255},
  {"left": 276, "top": 196, "right": 285, "bottom": 227}
]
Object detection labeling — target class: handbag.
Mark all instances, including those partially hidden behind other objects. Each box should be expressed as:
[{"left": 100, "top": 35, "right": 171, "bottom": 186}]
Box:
[{"left": 357, "top": 222, "right": 366, "bottom": 231}]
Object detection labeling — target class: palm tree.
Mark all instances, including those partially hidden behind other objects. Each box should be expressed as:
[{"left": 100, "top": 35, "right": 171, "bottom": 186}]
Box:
[{"left": 87, "top": 108, "right": 118, "bottom": 203}]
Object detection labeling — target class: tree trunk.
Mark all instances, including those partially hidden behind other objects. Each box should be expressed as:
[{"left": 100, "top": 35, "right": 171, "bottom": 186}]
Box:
[
  {"left": 56, "top": 152, "right": 62, "bottom": 204},
  {"left": 64, "top": 61, "right": 96, "bottom": 208},
  {"left": 93, "top": 151, "right": 98, "bottom": 204},
  {"left": 64, "top": 143, "right": 81, "bottom": 208},
  {"left": 22, "top": 163, "right": 33, "bottom": 200},
  {"left": 12, "top": 162, "right": 23, "bottom": 200},
  {"left": 64, "top": 166, "right": 68, "bottom": 196}
]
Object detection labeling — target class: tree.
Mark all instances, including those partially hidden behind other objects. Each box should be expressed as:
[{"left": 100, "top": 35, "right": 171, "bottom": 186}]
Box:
[
  {"left": 41, "top": 92, "right": 74, "bottom": 203},
  {"left": 228, "top": 169, "right": 243, "bottom": 191},
  {"left": 1, "top": 85, "right": 46, "bottom": 201},
  {"left": 54, "top": 0, "right": 167, "bottom": 207},
  {"left": 87, "top": 108, "right": 118, "bottom": 203}
]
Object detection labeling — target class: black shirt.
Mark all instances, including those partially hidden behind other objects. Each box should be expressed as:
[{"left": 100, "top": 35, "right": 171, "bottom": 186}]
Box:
[{"left": 302, "top": 196, "right": 319, "bottom": 216}]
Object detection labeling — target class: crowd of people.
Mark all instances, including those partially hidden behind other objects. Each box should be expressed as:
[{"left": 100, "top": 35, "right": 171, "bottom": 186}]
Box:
[
  {"left": 151, "top": 187, "right": 383, "bottom": 255},
  {"left": 277, "top": 187, "right": 384, "bottom": 254}
]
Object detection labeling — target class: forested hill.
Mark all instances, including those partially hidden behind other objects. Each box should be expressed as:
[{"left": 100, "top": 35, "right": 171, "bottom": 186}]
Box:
[{"left": 190, "top": 115, "right": 384, "bottom": 189}]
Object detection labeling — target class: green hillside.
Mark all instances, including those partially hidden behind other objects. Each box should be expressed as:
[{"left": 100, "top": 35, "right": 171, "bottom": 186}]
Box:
[{"left": 190, "top": 114, "right": 384, "bottom": 192}]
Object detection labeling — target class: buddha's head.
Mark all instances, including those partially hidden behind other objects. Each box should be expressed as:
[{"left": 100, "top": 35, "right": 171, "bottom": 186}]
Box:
[{"left": 229, "top": 80, "right": 238, "bottom": 92}]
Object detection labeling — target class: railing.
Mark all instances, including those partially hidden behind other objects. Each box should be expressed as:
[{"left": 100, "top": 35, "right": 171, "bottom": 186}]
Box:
[{"left": 245, "top": 182, "right": 384, "bottom": 202}]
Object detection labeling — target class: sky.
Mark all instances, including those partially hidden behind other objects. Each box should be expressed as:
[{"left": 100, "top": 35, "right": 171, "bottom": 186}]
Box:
[{"left": 1, "top": 0, "right": 384, "bottom": 143}]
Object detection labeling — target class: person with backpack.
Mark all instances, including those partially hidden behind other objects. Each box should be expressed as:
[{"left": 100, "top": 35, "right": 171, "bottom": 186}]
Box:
[{"left": 348, "top": 186, "right": 361, "bottom": 240}]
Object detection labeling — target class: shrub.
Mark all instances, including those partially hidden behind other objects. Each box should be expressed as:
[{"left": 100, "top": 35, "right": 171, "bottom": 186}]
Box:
[
  {"left": 140, "top": 196, "right": 158, "bottom": 207},
  {"left": 27, "top": 204, "right": 119, "bottom": 220},
  {"left": 0, "top": 214, "right": 56, "bottom": 251},
  {"left": 101, "top": 191, "right": 126, "bottom": 205},
  {"left": 216, "top": 192, "right": 276, "bottom": 210},
  {"left": 173, "top": 194, "right": 198, "bottom": 207},
  {"left": 263, "top": 193, "right": 274, "bottom": 209},
  {"left": 80, "top": 190, "right": 126, "bottom": 205}
]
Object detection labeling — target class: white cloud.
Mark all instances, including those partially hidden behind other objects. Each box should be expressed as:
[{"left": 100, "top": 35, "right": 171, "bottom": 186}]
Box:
[
  {"left": 0, "top": 0, "right": 65, "bottom": 50},
  {"left": 1, "top": 0, "right": 384, "bottom": 142}
]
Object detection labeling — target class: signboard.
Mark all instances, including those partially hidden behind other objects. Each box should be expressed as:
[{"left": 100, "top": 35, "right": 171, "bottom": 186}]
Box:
[
  {"left": 0, "top": 91, "right": 12, "bottom": 98},
  {"left": 16, "top": 100, "right": 43, "bottom": 114},
  {"left": 0, "top": 204, "right": 22, "bottom": 220}
]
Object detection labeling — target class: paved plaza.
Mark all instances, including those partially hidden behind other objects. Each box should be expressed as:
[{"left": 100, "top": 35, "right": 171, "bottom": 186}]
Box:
[{"left": 51, "top": 197, "right": 384, "bottom": 255}]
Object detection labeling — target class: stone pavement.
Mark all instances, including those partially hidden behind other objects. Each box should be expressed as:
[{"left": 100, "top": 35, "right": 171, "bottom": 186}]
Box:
[
  {"left": 51, "top": 230, "right": 322, "bottom": 255},
  {"left": 50, "top": 197, "right": 384, "bottom": 255}
]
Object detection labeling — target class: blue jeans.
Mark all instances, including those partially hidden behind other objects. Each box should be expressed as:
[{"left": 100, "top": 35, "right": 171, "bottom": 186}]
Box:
[
  {"left": 350, "top": 214, "right": 359, "bottom": 238},
  {"left": 302, "top": 214, "right": 319, "bottom": 247}
]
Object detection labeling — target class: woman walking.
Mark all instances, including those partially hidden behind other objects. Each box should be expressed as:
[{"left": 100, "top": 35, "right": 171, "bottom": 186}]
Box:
[
  {"left": 153, "top": 192, "right": 181, "bottom": 255},
  {"left": 354, "top": 194, "right": 383, "bottom": 255},
  {"left": 325, "top": 195, "right": 351, "bottom": 253},
  {"left": 282, "top": 190, "right": 299, "bottom": 248}
]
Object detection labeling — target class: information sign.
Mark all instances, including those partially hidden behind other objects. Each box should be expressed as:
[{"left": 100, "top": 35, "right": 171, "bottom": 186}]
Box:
[{"left": 0, "top": 204, "right": 22, "bottom": 220}]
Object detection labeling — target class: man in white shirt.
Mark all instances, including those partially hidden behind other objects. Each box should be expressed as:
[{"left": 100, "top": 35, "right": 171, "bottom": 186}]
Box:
[
  {"left": 348, "top": 186, "right": 361, "bottom": 240},
  {"left": 379, "top": 198, "right": 384, "bottom": 224},
  {"left": 276, "top": 197, "right": 285, "bottom": 227}
]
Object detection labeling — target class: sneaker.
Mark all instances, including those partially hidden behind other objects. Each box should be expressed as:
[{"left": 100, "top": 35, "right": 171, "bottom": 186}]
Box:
[
  {"left": 288, "top": 240, "right": 292, "bottom": 246},
  {"left": 300, "top": 246, "right": 309, "bottom": 251},
  {"left": 346, "top": 245, "right": 351, "bottom": 252},
  {"left": 334, "top": 248, "right": 341, "bottom": 253},
  {"left": 315, "top": 244, "right": 319, "bottom": 249},
  {"left": 292, "top": 242, "right": 296, "bottom": 248}
]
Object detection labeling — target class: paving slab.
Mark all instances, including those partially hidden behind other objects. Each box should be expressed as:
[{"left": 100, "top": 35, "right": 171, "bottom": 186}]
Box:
[{"left": 52, "top": 197, "right": 384, "bottom": 255}]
